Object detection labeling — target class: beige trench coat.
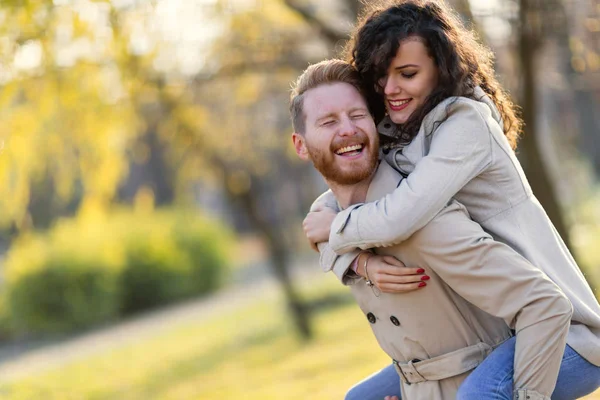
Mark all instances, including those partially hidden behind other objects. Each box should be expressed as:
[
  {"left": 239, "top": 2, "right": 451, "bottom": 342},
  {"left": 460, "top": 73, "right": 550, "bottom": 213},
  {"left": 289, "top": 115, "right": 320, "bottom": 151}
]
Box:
[
  {"left": 315, "top": 87, "right": 600, "bottom": 398},
  {"left": 316, "top": 162, "right": 571, "bottom": 400}
]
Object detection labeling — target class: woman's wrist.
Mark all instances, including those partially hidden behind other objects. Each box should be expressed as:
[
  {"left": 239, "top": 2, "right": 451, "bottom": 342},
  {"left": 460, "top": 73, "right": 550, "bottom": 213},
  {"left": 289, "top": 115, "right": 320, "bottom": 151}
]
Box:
[{"left": 354, "top": 251, "right": 372, "bottom": 278}]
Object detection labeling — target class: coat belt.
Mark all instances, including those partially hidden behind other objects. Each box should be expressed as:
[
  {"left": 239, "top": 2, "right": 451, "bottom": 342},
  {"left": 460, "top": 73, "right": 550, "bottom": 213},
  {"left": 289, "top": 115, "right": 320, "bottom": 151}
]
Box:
[{"left": 393, "top": 342, "right": 493, "bottom": 385}]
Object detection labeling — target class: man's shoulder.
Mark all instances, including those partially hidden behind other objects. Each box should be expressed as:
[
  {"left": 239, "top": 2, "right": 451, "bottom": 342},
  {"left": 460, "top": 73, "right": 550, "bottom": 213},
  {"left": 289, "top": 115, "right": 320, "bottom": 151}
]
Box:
[{"left": 310, "top": 189, "right": 339, "bottom": 212}]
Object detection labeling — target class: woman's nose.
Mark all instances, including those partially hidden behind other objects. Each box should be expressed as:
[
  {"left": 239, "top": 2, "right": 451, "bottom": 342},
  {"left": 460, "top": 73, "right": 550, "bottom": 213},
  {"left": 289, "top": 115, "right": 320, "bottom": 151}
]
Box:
[{"left": 384, "top": 76, "right": 399, "bottom": 96}]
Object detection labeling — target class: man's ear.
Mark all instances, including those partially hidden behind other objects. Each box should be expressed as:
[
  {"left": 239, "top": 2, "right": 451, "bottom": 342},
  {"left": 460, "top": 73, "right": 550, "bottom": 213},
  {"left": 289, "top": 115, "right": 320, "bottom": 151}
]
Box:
[{"left": 292, "top": 132, "right": 309, "bottom": 161}]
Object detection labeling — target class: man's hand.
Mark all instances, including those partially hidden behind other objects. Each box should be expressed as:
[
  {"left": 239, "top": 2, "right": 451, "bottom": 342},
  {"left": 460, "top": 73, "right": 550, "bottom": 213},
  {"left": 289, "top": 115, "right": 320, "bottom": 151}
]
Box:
[
  {"left": 303, "top": 206, "right": 338, "bottom": 251},
  {"left": 359, "top": 254, "right": 429, "bottom": 293},
  {"left": 384, "top": 396, "right": 399, "bottom": 400}
]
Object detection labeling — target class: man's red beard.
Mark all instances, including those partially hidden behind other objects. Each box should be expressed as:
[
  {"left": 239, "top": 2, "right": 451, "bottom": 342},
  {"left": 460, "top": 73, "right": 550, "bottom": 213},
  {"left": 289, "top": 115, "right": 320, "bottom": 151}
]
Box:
[{"left": 305, "top": 134, "right": 380, "bottom": 186}]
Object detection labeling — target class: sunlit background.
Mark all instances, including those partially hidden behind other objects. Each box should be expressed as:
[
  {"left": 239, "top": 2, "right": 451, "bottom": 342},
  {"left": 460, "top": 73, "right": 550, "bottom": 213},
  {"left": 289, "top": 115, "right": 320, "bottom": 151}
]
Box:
[{"left": 0, "top": 0, "right": 599, "bottom": 398}]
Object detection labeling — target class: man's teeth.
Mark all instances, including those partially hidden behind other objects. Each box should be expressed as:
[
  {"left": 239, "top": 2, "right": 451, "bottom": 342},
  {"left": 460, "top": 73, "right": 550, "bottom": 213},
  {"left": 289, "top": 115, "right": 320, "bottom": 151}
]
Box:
[
  {"left": 335, "top": 144, "right": 363, "bottom": 155},
  {"left": 389, "top": 99, "right": 410, "bottom": 106}
]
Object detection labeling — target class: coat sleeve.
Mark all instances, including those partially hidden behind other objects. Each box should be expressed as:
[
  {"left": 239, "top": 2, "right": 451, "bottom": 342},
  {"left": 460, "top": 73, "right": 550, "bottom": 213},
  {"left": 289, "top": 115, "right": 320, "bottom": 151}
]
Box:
[
  {"left": 412, "top": 202, "right": 572, "bottom": 398},
  {"left": 310, "top": 190, "right": 362, "bottom": 284},
  {"left": 329, "top": 99, "right": 493, "bottom": 254}
]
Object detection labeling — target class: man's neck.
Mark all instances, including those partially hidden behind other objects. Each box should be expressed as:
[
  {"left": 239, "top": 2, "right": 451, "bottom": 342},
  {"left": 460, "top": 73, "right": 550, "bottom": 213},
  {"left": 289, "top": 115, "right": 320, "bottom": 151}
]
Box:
[{"left": 327, "top": 173, "right": 375, "bottom": 210}]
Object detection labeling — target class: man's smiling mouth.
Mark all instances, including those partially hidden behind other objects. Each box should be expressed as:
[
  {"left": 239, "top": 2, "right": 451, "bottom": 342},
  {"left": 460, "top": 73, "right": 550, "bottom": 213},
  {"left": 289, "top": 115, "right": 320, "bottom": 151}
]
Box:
[{"left": 335, "top": 144, "right": 364, "bottom": 156}]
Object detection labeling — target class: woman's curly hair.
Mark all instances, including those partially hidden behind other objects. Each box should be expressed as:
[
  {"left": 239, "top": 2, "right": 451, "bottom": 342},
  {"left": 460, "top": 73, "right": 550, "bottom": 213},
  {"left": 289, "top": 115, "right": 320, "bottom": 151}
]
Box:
[{"left": 343, "top": 0, "right": 522, "bottom": 149}]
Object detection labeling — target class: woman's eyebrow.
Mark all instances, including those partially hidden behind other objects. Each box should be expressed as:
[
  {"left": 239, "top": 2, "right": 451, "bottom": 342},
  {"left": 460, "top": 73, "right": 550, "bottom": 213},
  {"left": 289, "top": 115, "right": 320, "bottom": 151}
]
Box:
[{"left": 395, "top": 64, "right": 419, "bottom": 70}]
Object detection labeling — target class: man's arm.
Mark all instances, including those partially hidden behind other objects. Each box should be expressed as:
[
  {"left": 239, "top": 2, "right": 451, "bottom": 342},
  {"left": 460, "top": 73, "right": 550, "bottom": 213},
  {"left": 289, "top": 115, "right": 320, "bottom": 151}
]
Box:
[{"left": 412, "top": 202, "right": 572, "bottom": 399}]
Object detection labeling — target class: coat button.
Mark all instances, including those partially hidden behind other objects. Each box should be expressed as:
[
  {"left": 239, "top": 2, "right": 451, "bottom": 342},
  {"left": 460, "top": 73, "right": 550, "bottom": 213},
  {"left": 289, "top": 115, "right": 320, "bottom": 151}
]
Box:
[
  {"left": 367, "top": 312, "right": 376, "bottom": 324},
  {"left": 382, "top": 148, "right": 390, "bottom": 155},
  {"left": 390, "top": 316, "right": 400, "bottom": 326}
]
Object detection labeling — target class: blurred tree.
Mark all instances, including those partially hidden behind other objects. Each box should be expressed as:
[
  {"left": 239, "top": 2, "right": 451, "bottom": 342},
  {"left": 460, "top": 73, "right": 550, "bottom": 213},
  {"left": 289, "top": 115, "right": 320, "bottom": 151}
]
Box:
[
  {"left": 0, "top": 1, "right": 142, "bottom": 231},
  {"left": 516, "top": 0, "right": 575, "bottom": 250}
]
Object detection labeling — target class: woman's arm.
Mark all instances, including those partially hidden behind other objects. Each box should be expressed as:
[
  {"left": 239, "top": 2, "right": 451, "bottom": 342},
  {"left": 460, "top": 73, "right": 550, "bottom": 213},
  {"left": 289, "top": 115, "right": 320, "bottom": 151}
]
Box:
[
  {"left": 308, "top": 190, "right": 427, "bottom": 288},
  {"left": 415, "top": 202, "right": 572, "bottom": 398},
  {"left": 329, "top": 99, "right": 494, "bottom": 254}
]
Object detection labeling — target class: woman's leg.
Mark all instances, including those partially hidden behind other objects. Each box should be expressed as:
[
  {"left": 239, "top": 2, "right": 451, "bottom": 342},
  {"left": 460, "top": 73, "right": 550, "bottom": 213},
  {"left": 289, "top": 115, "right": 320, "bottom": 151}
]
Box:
[
  {"left": 550, "top": 344, "right": 600, "bottom": 400},
  {"left": 456, "top": 337, "right": 516, "bottom": 400},
  {"left": 345, "top": 363, "right": 402, "bottom": 400},
  {"left": 457, "top": 336, "right": 600, "bottom": 400}
]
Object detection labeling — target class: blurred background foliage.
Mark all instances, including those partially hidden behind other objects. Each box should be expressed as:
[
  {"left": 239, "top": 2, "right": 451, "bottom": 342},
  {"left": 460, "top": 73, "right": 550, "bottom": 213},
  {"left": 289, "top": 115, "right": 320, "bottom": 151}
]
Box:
[
  {"left": 0, "top": 0, "right": 598, "bottom": 397},
  {"left": 2, "top": 208, "right": 231, "bottom": 337}
]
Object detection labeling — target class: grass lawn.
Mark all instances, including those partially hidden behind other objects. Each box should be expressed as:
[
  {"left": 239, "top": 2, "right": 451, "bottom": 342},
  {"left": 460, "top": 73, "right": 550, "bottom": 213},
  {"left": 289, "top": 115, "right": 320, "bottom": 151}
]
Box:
[
  {"left": 0, "top": 274, "right": 390, "bottom": 400},
  {"left": 1, "top": 271, "right": 599, "bottom": 399}
]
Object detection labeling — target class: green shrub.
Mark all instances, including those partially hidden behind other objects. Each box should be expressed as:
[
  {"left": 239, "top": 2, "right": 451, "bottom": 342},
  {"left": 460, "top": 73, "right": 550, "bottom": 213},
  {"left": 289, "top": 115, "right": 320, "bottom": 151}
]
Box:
[
  {"left": 3, "top": 208, "right": 232, "bottom": 336},
  {"left": 4, "top": 235, "right": 122, "bottom": 335},
  {"left": 8, "top": 255, "right": 120, "bottom": 334},
  {"left": 0, "top": 292, "right": 12, "bottom": 341},
  {"left": 119, "top": 234, "right": 194, "bottom": 314},
  {"left": 172, "top": 213, "right": 231, "bottom": 294}
]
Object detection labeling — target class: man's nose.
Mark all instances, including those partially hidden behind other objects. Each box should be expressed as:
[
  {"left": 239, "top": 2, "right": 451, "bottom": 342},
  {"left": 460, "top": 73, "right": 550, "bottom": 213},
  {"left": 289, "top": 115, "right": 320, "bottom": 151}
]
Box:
[{"left": 338, "top": 116, "right": 357, "bottom": 137}]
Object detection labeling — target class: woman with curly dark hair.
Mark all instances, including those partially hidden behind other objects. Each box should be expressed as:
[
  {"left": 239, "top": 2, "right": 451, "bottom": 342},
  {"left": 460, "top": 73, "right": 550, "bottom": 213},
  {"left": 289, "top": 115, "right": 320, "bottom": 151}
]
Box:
[{"left": 302, "top": 1, "right": 600, "bottom": 399}]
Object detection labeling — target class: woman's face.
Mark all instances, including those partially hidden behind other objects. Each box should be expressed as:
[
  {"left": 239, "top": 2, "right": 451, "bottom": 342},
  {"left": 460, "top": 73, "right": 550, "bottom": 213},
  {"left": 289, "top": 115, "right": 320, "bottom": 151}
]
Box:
[{"left": 379, "top": 37, "right": 439, "bottom": 125}]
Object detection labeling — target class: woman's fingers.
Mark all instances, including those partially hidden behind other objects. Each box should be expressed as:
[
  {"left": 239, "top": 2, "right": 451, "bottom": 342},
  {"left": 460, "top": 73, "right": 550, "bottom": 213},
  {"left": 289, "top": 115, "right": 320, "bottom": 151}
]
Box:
[
  {"left": 302, "top": 208, "right": 338, "bottom": 250},
  {"left": 377, "top": 272, "right": 429, "bottom": 284},
  {"left": 376, "top": 256, "right": 425, "bottom": 283},
  {"left": 378, "top": 281, "right": 426, "bottom": 293},
  {"left": 382, "top": 255, "right": 406, "bottom": 268},
  {"left": 367, "top": 255, "right": 429, "bottom": 292}
]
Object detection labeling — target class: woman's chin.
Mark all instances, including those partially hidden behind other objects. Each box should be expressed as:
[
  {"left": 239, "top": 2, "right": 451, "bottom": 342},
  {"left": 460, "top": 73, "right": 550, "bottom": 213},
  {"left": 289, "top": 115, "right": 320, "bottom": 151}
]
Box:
[
  {"left": 385, "top": 108, "right": 413, "bottom": 125},
  {"left": 388, "top": 113, "right": 409, "bottom": 125}
]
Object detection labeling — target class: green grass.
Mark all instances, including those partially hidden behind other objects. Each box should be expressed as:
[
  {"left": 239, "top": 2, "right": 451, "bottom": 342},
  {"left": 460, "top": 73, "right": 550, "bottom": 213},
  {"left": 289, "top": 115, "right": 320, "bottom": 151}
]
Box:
[
  {"left": 0, "top": 275, "right": 390, "bottom": 400},
  {"left": 2, "top": 269, "right": 600, "bottom": 400}
]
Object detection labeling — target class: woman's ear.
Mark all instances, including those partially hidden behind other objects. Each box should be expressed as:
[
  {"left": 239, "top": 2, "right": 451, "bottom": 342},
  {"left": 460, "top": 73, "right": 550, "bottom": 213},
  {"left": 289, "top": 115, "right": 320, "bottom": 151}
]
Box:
[{"left": 292, "top": 132, "right": 309, "bottom": 160}]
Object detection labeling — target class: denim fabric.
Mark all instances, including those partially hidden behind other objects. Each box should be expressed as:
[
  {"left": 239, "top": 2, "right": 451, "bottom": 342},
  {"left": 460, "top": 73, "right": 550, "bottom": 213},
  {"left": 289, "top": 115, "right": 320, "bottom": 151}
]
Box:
[
  {"left": 457, "top": 337, "right": 600, "bottom": 400},
  {"left": 345, "top": 363, "right": 402, "bottom": 400},
  {"left": 346, "top": 337, "right": 600, "bottom": 400}
]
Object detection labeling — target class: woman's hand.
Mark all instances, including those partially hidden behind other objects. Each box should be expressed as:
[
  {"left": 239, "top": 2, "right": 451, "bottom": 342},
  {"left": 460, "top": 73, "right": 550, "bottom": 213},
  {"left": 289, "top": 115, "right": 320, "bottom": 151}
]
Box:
[
  {"left": 358, "top": 254, "right": 429, "bottom": 293},
  {"left": 303, "top": 206, "right": 338, "bottom": 251}
]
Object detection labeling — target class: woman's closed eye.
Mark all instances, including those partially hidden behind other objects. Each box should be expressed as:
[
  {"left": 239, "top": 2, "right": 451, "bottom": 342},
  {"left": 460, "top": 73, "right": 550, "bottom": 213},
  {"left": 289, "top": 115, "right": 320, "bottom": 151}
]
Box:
[{"left": 401, "top": 72, "right": 417, "bottom": 79}]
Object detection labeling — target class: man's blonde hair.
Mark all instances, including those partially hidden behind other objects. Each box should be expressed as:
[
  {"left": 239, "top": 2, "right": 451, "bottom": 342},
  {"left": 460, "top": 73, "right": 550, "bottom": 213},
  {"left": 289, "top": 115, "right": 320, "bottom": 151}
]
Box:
[{"left": 290, "top": 59, "right": 366, "bottom": 134}]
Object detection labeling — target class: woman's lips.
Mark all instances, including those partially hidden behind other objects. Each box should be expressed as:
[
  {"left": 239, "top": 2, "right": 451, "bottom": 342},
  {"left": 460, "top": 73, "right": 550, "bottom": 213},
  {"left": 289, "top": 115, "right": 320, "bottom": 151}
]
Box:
[{"left": 388, "top": 98, "right": 411, "bottom": 111}]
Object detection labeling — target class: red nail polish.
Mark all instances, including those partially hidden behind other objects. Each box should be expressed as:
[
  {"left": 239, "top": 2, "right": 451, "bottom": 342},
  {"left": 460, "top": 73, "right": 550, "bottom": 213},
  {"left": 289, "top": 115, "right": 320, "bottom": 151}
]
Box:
[
  {"left": 416, "top": 268, "right": 425, "bottom": 274},
  {"left": 419, "top": 282, "right": 427, "bottom": 287},
  {"left": 421, "top": 275, "right": 430, "bottom": 281}
]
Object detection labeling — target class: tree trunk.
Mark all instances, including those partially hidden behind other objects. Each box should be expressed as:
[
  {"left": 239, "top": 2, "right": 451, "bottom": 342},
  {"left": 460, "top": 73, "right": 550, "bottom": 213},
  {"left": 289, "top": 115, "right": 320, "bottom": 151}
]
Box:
[
  {"left": 236, "top": 186, "right": 313, "bottom": 340},
  {"left": 518, "top": 0, "right": 574, "bottom": 251}
]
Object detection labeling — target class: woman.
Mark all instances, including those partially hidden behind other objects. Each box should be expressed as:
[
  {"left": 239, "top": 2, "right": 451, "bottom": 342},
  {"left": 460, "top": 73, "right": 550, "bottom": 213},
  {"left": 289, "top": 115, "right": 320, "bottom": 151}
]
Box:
[{"left": 305, "top": 1, "right": 600, "bottom": 399}]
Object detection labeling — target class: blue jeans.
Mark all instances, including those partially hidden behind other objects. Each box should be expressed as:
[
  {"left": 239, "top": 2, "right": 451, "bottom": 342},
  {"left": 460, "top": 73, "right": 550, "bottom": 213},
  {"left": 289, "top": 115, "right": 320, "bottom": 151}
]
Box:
[{"left": 345, "top": 337, "right": 600, "bottom": 400}]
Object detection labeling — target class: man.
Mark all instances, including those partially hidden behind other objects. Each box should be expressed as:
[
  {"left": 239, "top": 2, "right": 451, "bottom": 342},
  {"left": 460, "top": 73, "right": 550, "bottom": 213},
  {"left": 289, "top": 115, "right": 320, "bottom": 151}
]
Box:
[{"left": 289, "top": 59, "right": 574, "bottom": 399}]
